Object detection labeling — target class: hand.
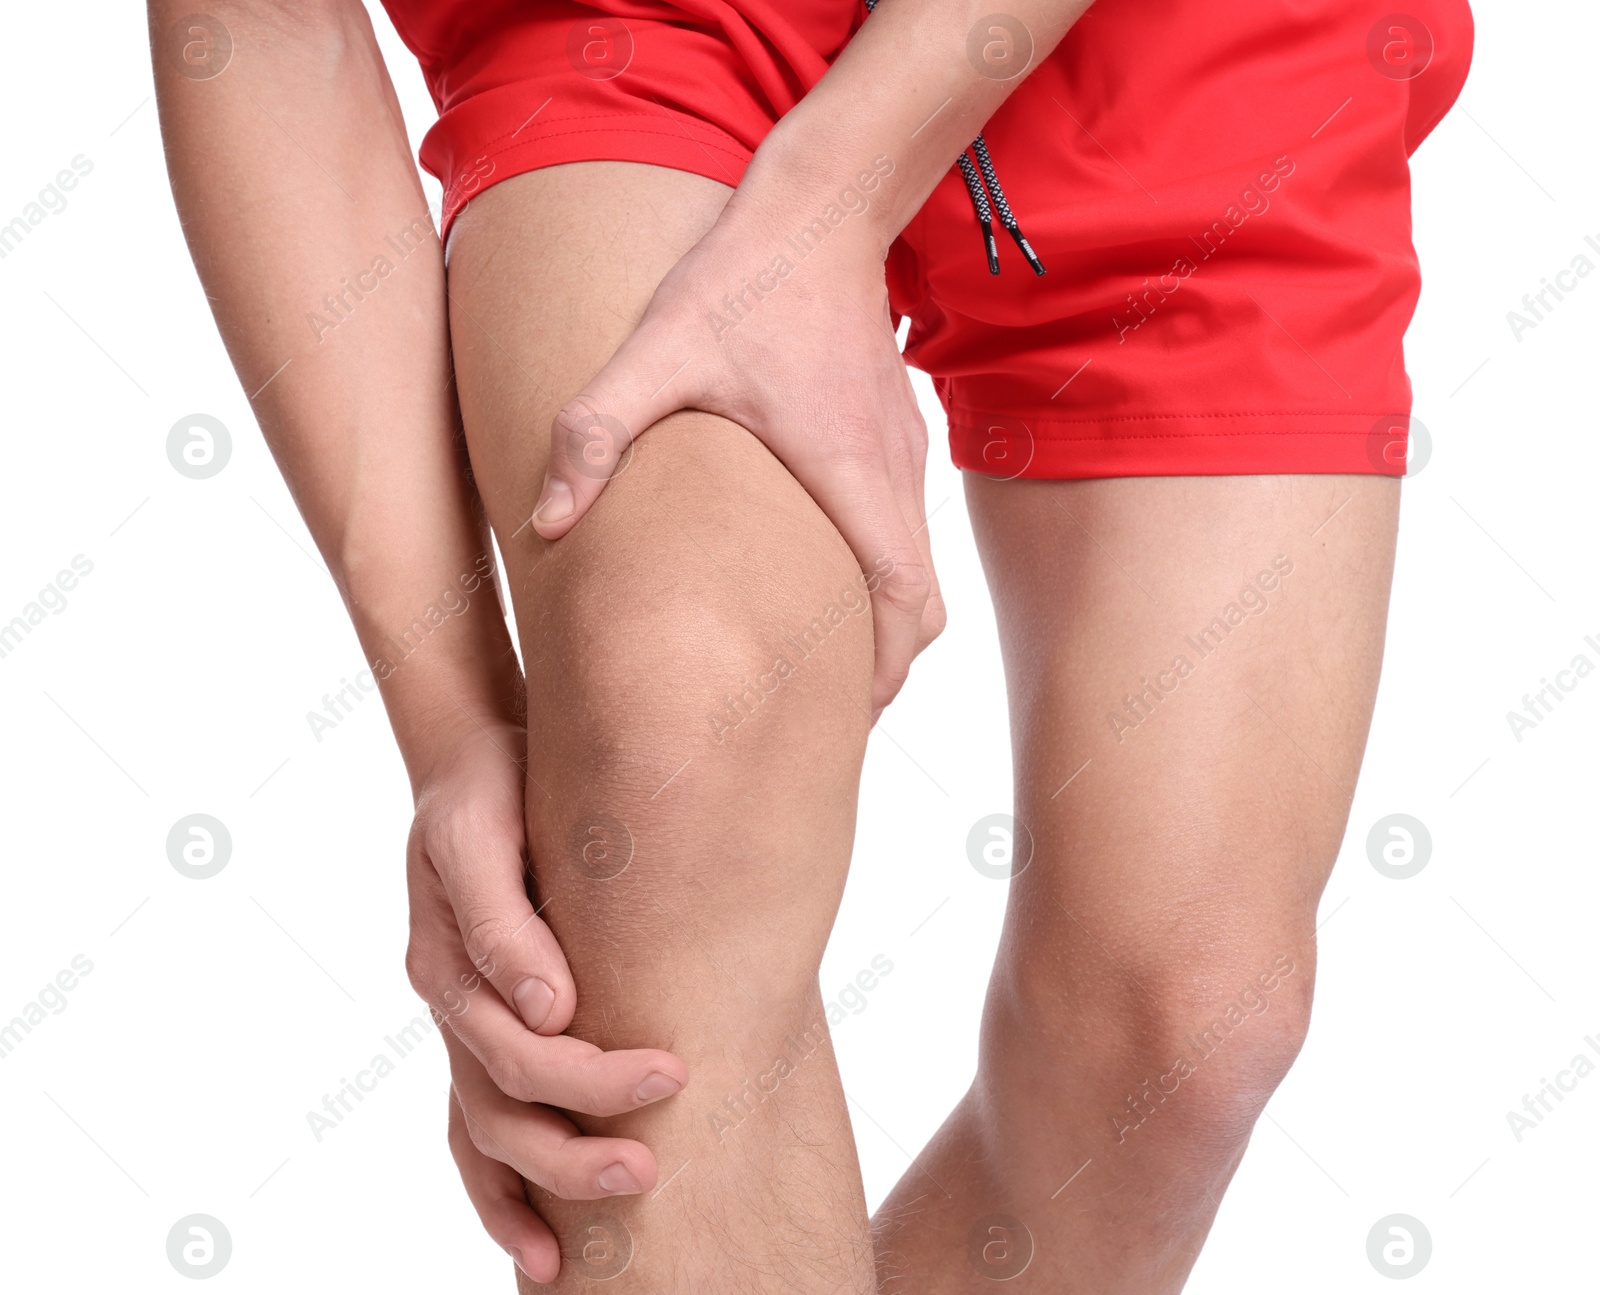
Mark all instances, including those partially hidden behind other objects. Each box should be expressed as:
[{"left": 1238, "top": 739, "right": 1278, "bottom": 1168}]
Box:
[
  {"left": 527, "top": 180, "right": 945, "bottom": 719},
  {"left": 404, "top": 718, "right": 688, "bottom": 1281}
]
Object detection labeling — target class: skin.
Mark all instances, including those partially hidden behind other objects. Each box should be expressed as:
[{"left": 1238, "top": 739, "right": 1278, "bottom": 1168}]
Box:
[
  {"left": 152, "top": 0, "right": 1405, "bottom": 1288},
  {"left": 148, "top": 1, "right": 693, "bottom": 1276},
  {"left": 448, "top": 163, "right": 881, "bottom": 1289},
  {"left": 496, "top": 1, "right": 1398, "bottom": 1280},
  {"left": 874, "top": 470, "right": 1398, "bottom": 1290},
  {"left": 451, "top": 161, "right": 1399, "bottom": 1290},
  {"left": 529, "top": 0, "right": 1098, "bottom": 714}
]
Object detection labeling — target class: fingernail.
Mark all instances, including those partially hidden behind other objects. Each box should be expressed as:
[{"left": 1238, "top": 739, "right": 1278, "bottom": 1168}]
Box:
[
  {"left": 597, "top": 1162, "right": 643, "bottom": 1194},
  {"left": 507, "top": 1246, "right": 529, "bottom": 1277},
  {"left": 533, "top": 476, "right": 573, "bottom": 525},
  {"left": 512, "top": 977, "right": 556, "bottom": 1030},
  {"left": 633, "top": 1071, "right": 682, "bottom": 1103}
]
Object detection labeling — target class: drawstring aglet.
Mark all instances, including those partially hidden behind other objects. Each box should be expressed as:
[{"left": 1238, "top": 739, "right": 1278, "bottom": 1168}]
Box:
[
  {"left": 956, "top": 152, "right": 1003, "bottom": 276},
  {"left": 980, "top": 220, "right": 1001, "bottom": 275},
  {"left": 1007, "top": 225, "right": 1047, "bottom": 276}
]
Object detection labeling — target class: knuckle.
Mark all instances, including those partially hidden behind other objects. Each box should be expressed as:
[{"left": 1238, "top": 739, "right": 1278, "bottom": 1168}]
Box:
[
  {"left": 405, "top": 816, "right": 429, "bottom": 866},
  {"left": 482, "top": 1047, "right": 534, "bottom": 1103},
  {"left": 887, "top": 426, "right": 927, "bottom": 477},
  {"left": 550, "top": 398, "right": 594, "bottom": 444},
  {"left": 403, "top": 941, "right": 436, "bottom": 999},
  {"left": 876, "top": 667, "right": 912, "bottom": 706},
  {"left": 446, "top": 1105, "right": 475, "bottom": 1159},
  {"left": 570, "top": 1067, "right": 610, "bottom": 1115},
  {"left": 553, "top": 393, "right": 601, "bottom": 428},
  {"left": 874, "top": 559, "right": 932, "bottom": 614},
  {"left": 827, "top": 433, "right": 883, "bottom": 473},
  {"left": 423, "top": 801, "right": 517, "bottom": 871},
  {"left": 461, "top": 1110, "right": 496, "bottom": 1160},
  {"left": 552, "top": 398, "right": 629, "bottom": 480},
  {"left": 459, "top": 911, "right": 515, "bottom": 972}
]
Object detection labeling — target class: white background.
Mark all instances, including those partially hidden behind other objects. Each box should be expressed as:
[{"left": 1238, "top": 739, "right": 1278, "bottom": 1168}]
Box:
[{"left": 1, "top": 1, "right": 1595, "bottom": 1290}]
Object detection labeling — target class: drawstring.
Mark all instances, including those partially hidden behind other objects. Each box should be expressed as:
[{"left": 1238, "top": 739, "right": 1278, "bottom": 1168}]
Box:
[
  {"left": 971, "top": 135, "right": 1046, "bottom": 275},
  {"left": 954, "top": 153, "right": 1001, "bottom": 274},
  {"left": 861, "top": 0, "right": 1045, "bottom": 277}
]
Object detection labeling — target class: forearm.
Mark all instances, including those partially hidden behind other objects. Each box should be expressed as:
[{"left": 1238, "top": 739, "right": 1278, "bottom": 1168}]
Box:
[
  {"left": 732, "top": 0, "right": 1094, "bottom": 253},
  {"left": 150, "top": 0, "right": 519, "bottom": 787}
]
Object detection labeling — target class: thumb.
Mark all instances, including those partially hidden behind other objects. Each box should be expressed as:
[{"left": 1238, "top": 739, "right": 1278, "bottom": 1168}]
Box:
[
  {"left": 530, "top": 326, "right": 689, "bottom": 539},
  {"left": 412, "top": 813, "right": 578, "bottom": 1037}
]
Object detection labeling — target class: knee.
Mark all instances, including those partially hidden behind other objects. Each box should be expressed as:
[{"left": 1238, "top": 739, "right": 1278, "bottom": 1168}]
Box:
[
  {"left": 524, "top": 417, "right": 874, "bottom": 775},
  {"left": 991, "top": 937, "right": 1317, "bottom": 1155},
  {"left": 516, "top": 418, "right": 873, "bottom": 997},
  {"left": 1121, "top": 949, "right": 1314, "bottom": 1148},
  {"left": 535, "top": 551, "right": 872, "bottom": 779}
]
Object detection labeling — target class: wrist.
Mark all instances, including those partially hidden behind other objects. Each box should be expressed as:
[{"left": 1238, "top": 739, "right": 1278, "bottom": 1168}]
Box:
[
  {"left": 728, "top": 123, "right": 905, "bottom": 267},
  {"left": 384, "top": 667, "right": 522, "bottom": 796},
  {"left": 343, "top": 574, "right": 524, "bottom": 796}
]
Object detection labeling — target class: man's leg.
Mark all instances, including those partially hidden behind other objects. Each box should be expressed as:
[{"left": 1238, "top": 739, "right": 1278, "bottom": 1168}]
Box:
[
  {"left": 447, "top": 162, "right": 878, "bottom": 1291},
  {"left": 875, "top": 472, "right": 1399, "bottom": 1292}
]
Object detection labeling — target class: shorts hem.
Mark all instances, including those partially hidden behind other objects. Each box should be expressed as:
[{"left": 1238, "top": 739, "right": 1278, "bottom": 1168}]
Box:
[
  {"left": 946, "top": 409, "right": 1408, "bottom": 479},
  {"left": 433, "top": 105, "right": 753, "bottom": 237}
]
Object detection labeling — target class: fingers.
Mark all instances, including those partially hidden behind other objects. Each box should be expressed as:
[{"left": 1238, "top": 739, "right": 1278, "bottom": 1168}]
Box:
[
  {"left": 456, "top": 998, "right": 687, "bottom": 1115},
  {"left": 412, "top": 875, "right": 686, "bottom": 1113},
  {"left": 808, "top": 446, "right": 933, "bottom": 716},
  {"left": 884, "top": 409, "right": 947, "bottom": 665},
  {"left": 446, "top": 1028, "right": 662, "bottom": 1201},
  {"left": 872, "top": 522, "right": 944, "bottom": 727},
  {"left": 530, "top": 321, "right": 686, "bottom": 539},
  {"left": 448, "top": 1087, "right": 561, "bottom": 1284},
  {"left": 405, "top": 746, "right": 690, "bottom": 1127},
  {"left": 409, "top": 811, "right": 577, "bottom": 1036}
]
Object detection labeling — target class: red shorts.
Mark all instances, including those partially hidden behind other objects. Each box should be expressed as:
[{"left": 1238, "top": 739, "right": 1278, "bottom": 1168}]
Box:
[{"left": 380, "top": 0, "right": 1472, "bottom": 478}]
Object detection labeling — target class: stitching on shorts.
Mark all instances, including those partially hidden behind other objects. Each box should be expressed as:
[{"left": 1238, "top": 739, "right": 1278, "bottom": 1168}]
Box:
[
  {"left": 969, "top": 431, "right": 1383, "bottom": 444},
  {"left": 448, "top": 113, "right": 751, "bottom": 173},
  {"left": 950, "top": 408, "right": 1395, "bottom": 427},
  {"left": 949, "top": 418, "right": 1396, "bottom": 444},
  {"left": 439, "top": 117, "right": 753, "bottom": 226}
]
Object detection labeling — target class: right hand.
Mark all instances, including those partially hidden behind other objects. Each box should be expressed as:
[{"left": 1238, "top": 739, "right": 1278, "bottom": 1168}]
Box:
[{"left": 404, "top": 718, "right": 688, "bottom": 1281}]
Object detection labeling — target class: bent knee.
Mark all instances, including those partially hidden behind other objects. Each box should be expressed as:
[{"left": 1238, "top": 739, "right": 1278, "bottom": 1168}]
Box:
[
  {"left": 524, "top": 411, "right": 873, "bottom": 768},
  {"left": 517, "top": 414, "right": 873, "bottom": 1006}
]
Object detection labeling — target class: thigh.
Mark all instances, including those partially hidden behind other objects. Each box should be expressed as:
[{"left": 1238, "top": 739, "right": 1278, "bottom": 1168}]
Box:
[
  {"left": 968, "top": 471, "right": 1399, "bottom": 1019},
  {"left": 446, "top": 159, "right": 871, "bottom": 984},
  {"left": 446, "top": 162, "right": 877, "bottom": 1288}
]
